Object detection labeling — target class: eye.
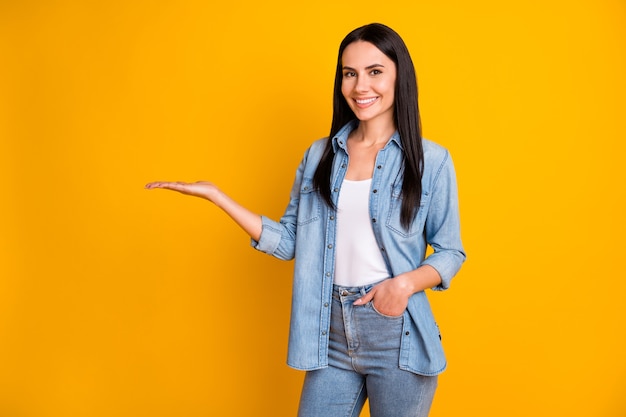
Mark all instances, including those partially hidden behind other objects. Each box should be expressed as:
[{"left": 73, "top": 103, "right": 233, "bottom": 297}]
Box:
[
  {"left": 370, "top": 69, "right": 382, "bottom": 75},
  {"left": 343, "top": 71, "right": 356, "bottom": 78}
]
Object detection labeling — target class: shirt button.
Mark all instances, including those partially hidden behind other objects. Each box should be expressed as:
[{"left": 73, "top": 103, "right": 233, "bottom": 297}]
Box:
[
  {"left": 324, "top": 303, "right": 329, "bottom": 307},
  {"left": 377, "top": 165, "right": 382, "bottom": 169},
  {"left": 380, "top": 247, "right": 385, "bottom": 252},
  {"left": 341, "top": 164, "right": 346, "bottom": 168},
  {"left": 322, "top": 331, "right": 327, "bottom": 335},
  {"left": 327, "top": 244, "right": 333, "bottom": 249},
  {"left": 326, "top": 272, "right": 331, "bottom": 277},
  {"left": 330, "top": 216, "right": 335, "bottom": 220},
  {"left": 372, "top": 189, "right": 378, "bottom": 193},
  {"left": 372, "top": 218, "right": 376, "bottom": 223},
  {"left": 333, "top": 188, "right": 339, "bottom": 192},
  {"left": 405, "top": 331, "right": 410, "bottom": 336}
]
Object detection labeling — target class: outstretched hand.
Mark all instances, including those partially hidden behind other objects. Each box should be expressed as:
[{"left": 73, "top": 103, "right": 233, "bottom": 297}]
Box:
[
  {"left": 145, "top": 181, "right": 220, "bottom": 202},
  {"left": 145, "top": 180, "right": 263, "bottom": 240}
]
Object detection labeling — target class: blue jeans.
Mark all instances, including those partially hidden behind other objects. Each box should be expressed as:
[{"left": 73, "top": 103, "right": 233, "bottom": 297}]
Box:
[{"left": 298, "top": 283, "right": 438, "bottom": 417}]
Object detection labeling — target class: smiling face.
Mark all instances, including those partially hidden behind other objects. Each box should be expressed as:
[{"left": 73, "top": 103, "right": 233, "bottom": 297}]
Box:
[{"left": 340, "top": 41, "right": 397, "bottom": 126}]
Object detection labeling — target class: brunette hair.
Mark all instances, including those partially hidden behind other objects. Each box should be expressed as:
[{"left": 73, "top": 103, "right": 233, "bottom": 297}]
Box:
[{"left": 312, "top": 23, "right": 424, "bottom": 229}]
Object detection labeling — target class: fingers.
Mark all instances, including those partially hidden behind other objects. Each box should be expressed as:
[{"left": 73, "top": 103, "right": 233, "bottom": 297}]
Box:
[
  {"left": 144, "top": 182, "right": 190, "bottom": 196},
  {"left": 145, "top": 181, "right": 187, "bottom": 190},
  {"left": 353, "top": 289, "right": 375, "bottom": 305},
  {"left": 145, "top": 181, "right": 217, "bottom": 201},
  {"left": 145, "top": 181, "right": 172, "bottom": 189}
]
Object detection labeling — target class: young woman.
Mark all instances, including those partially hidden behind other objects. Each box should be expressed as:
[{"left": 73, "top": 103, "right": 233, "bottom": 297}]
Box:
[{"left": 146, "top": 23, "right": 465, "bottom": 417}]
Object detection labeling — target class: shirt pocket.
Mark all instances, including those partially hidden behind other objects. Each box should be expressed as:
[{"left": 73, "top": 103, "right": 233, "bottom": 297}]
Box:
[
  {"left": 385, "top": 183, "right": 429, "bottom": 238},
  {"left": 297, "top": 177, "right": 322, "bottom": 226}
]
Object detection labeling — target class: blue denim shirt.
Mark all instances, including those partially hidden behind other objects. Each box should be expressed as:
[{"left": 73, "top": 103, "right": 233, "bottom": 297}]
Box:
[{"left": 252, "top": 121, "right": 465, "bottom": 376}]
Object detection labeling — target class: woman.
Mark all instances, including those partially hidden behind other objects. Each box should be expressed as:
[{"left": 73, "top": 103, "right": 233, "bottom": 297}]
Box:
[{"left": 146, "top": 23, "right": 465, "bottom": 417}]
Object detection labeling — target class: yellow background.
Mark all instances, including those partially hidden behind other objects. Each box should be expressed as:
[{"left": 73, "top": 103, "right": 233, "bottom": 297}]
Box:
[{"left": 1, "top": 1, "right": 625, "bottom": 416}]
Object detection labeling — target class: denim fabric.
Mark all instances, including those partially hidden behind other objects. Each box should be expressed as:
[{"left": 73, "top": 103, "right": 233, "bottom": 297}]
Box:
[
  {"left": 252, "top": 120, "right": 466, "bottom": 375},
  {"left": 297, "top": 283, "right": 437, "bottom": 417}
]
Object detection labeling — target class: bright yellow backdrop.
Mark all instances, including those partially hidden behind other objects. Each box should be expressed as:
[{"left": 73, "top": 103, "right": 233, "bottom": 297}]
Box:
[{"left": 1, "top": 1, "right": 625, "bottom": 416}]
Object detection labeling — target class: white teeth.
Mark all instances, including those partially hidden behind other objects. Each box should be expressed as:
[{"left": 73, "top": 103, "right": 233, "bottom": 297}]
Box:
[{"left": 356, "top": 97, "right": 377, "bottom": 104}]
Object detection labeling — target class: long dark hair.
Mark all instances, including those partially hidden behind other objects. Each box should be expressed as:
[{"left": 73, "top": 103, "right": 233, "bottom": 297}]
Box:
[{"left": 312, "top": 23, "right": 424, "bottom": 229}]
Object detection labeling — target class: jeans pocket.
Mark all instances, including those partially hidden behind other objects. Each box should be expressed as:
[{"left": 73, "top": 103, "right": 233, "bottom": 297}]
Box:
[{"left": 368, "top": 301, "right": 405, "bottom": 319}]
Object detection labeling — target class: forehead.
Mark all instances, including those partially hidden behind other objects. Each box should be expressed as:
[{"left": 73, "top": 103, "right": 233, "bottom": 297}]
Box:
[{"left": 341, "top": 41, "right": 392, "bottom": 67}]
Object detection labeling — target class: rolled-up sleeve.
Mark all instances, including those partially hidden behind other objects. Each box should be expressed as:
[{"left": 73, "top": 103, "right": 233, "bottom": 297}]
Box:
[{"left": 251, "top": 215, "right": 288, "bottom": 255}]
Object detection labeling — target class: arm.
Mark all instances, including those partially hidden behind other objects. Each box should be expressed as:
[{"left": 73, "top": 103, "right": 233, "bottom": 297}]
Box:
[
  {"left": 145, "top": 181, "right": 262, "bottom": 241},
  {"left": 354, "top": 150, "right": 466, "bottom": 316}
]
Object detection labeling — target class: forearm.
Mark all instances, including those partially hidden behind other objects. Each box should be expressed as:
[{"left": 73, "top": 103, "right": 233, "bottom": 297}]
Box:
[{"left": 212, "top": 190, "right": 263, "bottom": 241}]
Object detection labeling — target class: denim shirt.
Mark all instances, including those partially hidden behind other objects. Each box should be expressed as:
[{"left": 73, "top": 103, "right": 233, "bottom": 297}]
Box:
[{"left": 252, "top": 120, "right": 466, "bottom": 376}]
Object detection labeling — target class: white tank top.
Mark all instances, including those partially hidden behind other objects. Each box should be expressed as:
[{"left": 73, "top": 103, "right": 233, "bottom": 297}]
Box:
[{"left": 334, "top": 178, "right": 389, "bottom": 286}]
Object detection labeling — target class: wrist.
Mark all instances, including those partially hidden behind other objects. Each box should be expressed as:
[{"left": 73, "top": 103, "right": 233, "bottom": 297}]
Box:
[
  {"left": 207, "top": 187, "right": 226, "bottom": 205},
  {"left": 399, "top": 265, "right": 442, "bottom": 294},
  {"left": 394, "top": 273, "right": 417, "bottom": 296}
]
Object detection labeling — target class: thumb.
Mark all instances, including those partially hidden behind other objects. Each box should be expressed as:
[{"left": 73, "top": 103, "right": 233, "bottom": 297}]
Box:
[{"left": 353, "top": 289, "right": 375, "bottom": 305}]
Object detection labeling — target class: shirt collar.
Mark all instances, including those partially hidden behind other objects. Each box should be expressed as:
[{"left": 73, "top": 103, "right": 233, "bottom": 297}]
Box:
[{"left": 331, "top": 120, "right": 404, "bottom": 153}]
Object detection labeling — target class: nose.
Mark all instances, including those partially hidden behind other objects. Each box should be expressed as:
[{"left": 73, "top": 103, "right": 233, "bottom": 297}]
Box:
[{"left": 355, "top": 75, "right": 370, "bottom": 92}]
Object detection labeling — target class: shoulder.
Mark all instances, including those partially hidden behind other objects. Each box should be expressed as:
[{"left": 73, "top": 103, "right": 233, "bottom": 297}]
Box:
[
  {"left": 293, "top": 137, "right": 330, "bottom": 177},
  {"left": 302, "top": 137, "right": 330, "bottom": 164},
  {"left": 421, "top": 138, "right": 456, "bottom": 182},
  {"left": 309, "top": 137, "right": 328, "bottom": 154},
  {"left": 422, "top": 138, "right": 450, "bottom": 163}
]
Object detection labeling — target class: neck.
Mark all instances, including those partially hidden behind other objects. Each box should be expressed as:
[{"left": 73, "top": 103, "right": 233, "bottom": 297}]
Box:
[{"left": 351, "top": 119, "right": 396, "bottom": 147}]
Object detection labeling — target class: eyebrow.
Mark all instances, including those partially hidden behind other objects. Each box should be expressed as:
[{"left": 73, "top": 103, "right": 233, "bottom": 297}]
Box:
[{"left": 342, "top": 64, "right": 385, "bottom": 71}]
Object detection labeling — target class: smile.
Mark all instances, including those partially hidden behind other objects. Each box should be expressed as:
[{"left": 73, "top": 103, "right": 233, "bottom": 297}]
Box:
[{"left": 355, "top": 97, "right": 378, "bottom": 105}]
